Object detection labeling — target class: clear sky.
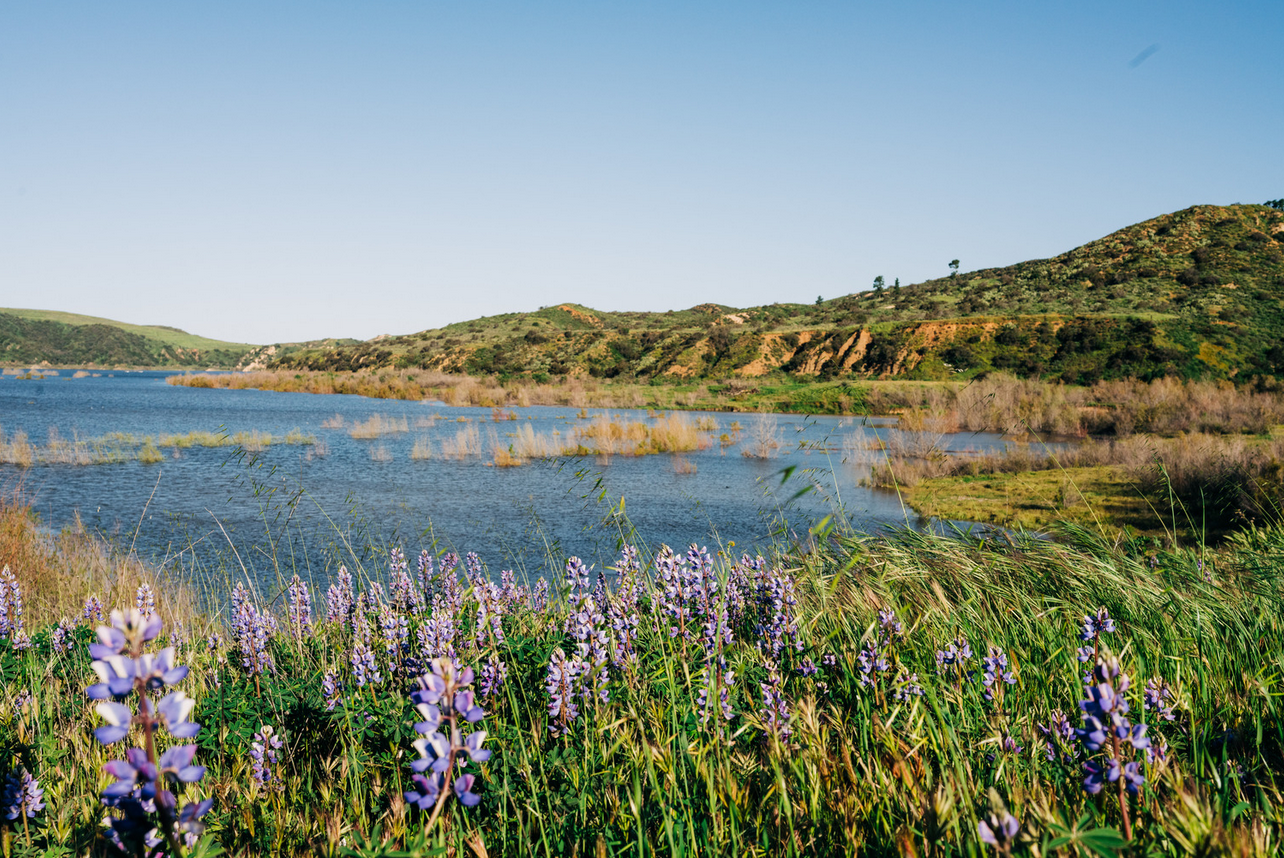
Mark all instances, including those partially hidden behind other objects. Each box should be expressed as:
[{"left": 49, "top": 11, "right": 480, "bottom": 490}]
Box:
[{"left": 2, "top": 1, "right": 1281, "bottom": 344}]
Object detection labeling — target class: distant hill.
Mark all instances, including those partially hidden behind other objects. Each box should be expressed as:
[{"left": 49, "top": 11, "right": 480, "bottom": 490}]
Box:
[
  {"left": 270, "top": 203, "right": 1284, "bottom": 384},
  {"left": 0, "top": 309, "right": 359, "bottom": 370},
  {"left": 0, "top": 309, "right": 258, "bottom": 368}
]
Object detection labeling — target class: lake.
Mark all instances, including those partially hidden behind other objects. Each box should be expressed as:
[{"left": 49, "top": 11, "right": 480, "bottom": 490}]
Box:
[{"left": 0, "top": 370, "right": 1018, "bottom": 593}]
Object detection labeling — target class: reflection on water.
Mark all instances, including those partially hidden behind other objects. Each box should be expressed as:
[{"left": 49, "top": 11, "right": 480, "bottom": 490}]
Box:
[{"left": 0, "top": 371, "right": 1020, "bottom": 592}]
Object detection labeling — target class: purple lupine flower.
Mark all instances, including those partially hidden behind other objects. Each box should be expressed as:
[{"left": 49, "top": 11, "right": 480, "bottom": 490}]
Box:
[
  {"left": 701, "top": 602, "right": 734, "bottom": 657},
  {"left": 1143, "top": 677, "right": 1177, "bottom": 722},
  {"left": 1079, "top": 607, "right": 1116, "bottom": 668},
  {"left": 437, "top": 558, "right": 467, "bottom": 624},
  {"left": 565, "top": 556, "right": 592, "bottom": 596},
  {"left": 250, "top": 724, "right": 285, "bottom": 791},
  {"left": 892, "top": 670, "right": 923, "bottom": 702},
  {"left": 0, "top": 565, "right": 31, "bottom": 650},
  {"left": 351, "top": 592, "right": 372, "bottom": 645},
  {"left": 322, "top": 671, "right": 344, "bottom": 711},
  {"left": 936, "top": 635, "right": 973, "bottom": 680},
  {"left": 981, "top": 646, "right": 1017, "bottom": 703},
  {"left": 351, "top": 641, "right": 382, "bottom": 688},
  {"left": 1, "top": 767, "right": 45, "bottom": 821},
  {"left": 877, "top": 608, "right": 904, "bottom": 645},
  {"left": 565, "top": 557, "right": 610, "bottom": 706},
  {"left": 287, "top": 574, "right": 313, "bottom": 638},
  {"left": 326, "top": 566, "right": 355, "bottom": 624},
  {"left": 977, "top": 812, "right": 1019, "bottom": 851},
  {"left": 499, "top": 570, "right": 527, "bottom": 612},
  {"left": 135, "top": 583, "right": 156, "bottom": 619},
  {"left": 723, "top": 552, "right": 758, "bottom": 628},
  {"left": 87, "top": 608, "right": 212, "bottom": 854},
  {"left": 545, "top": 647, "right": 580, "bottom": 736},
  {"left": 51, "top": 618, "right": 76, "bottom": 654},
  {"left": 473, "top": 582, "right": 507, "bottom": 650},
  {"left": 206, "top": 631, "right": 223, "bottom": 652},
  {"left": 1038, "top": 709, "right": 1078, "bottom": 763},
  {"left": 856, "top": 641, "right": 890, "bottom": 690},
  {"left": 756, "top": 566, "right": 802, "bottom": 659},
  {"left": 531, "top": 578, "right": 550, "bottom": 613},
  {"left": 169, "top": 620, "right": 188, "bottom": 652},
  {"left": 379, "top": 603, "right": 410, "bottom": 675},
  {"left": 389, "top": 548, "right": 425, "bottom": 615},
  {"left": 1077, "top": 654, "right": 1149, "bottom": 840},
  {"left": 234, "top": 593, "right": 277, "bottom": 677},
  {"left": 696, "top": 655, "right": 735, "bottom": 728},
  {"left": 82, "top": 594, "right": 106, "bottom": 625},
  {"left": 985, "top": 731, "right": 1023, "bottom": 762},
  {"left": 479, "top": 655, "right": 508, "bottom": 698},
  {"left": 416, "top": 550, "right": 437, "bottom": 600},
  {"left": 797, "top": 657, "right": 818, "bottom": 677},
  {"left": 759, "top": 666, "right": 791, "bottom": 741},
  {"left": 404, "top": 657, "right": 491, "bottom": 814},
  {"left": 655, "top": 545, "right": 695, "bottom": 640},
  {"left": 418, "top": 602, "right": 458, "bottom": 661},
  {"left": 606, "top": 550, "right": 641, "bottom": 669}
]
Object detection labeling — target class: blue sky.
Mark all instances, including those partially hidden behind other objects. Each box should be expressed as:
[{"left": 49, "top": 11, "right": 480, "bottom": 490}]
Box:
[{"left": 2, "top": 1, "right": 1281, "bottom": 344}]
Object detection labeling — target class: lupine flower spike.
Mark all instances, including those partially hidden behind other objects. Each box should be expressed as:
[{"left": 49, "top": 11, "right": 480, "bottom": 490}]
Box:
[
  {"left": 404, "top": 657, "right": 491, "bottom": 831},
  {"left": 87, "top": 608, "right": 212, "bottom": 856},
  {"left": 1077, "top": 654, "right": 1148, "bottom": 841},
  {"left": 977, "top": 812, "right": 1019, "bottom": 855},
  {"left": 2, "top": 767, "right": 45, "bottom": 840},
  {"left": 250, "top": 724, "right": 285, "bottom": 792}
]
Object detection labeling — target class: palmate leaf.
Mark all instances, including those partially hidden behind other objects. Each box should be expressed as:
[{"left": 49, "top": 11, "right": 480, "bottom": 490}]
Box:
[{"left": 1047, "top": 813, "right": 1128, "bottom": 857}]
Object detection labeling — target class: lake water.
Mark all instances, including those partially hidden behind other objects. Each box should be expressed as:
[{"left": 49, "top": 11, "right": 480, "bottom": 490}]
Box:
[{"left": 0, "top": 371, "right": 1017, "bottom": 593}]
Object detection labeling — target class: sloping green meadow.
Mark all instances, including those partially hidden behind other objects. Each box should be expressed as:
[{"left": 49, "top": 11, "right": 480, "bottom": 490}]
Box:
[{"left": 1, "top": 514, "right": 1282, "bottom": 856}]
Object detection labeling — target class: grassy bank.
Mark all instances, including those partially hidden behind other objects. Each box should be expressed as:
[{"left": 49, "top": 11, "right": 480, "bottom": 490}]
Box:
[
  {"left": 869, "top": 431, "right": 1284, "bottom": 541},
  {"left": 170, "top": 369, "right": 1284, "bottom": 434},
  {"left": 1, "top": 492, "right": 1282, "bottom": 856}
]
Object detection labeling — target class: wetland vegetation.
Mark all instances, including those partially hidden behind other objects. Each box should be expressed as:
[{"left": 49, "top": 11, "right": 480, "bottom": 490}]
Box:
[{"left": 1, "top": 483, "right": 1283, "bottom": 856}]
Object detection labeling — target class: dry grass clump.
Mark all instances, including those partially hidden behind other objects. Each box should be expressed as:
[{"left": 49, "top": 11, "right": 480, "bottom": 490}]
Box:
[
  {"left": 0, "top": 490, "right": 203, "bottom": 629},
  {"left": 576, "top": 414, "right": 648, "bottom": 455},
  {"left": 348, "top": 414, "right": 409, "bottom": 439},
  {"left": 742, "top": 413, "right": 782, "bottom": 459},
  {"left": 369, "top": 444, "right": 393, "bottom": 463},
  {"left": 439, "top": 424, "right": 482, "bottom": 460},
  {"left": 511, "top": 424, "right": 575, "bottom": 459},
  {"left": 0, "top": 428, "right": 35, "bottom": 466},
  {"left": 869, "top": 374, "right": 1284, "bottom": 438},
  {"left": 321, "top": 414, "right": 345, "bottom": 429},
  {"left": 645, "top": 413, "right": 709, "bottom": 453},
  {"left": 409, "top": 436, "right": 433, "bottom": 460}
]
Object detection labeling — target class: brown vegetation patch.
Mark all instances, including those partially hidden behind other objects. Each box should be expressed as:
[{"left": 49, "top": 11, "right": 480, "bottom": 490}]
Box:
[{"left": 557, "top": 305, "right": 603, "bottom": 328}]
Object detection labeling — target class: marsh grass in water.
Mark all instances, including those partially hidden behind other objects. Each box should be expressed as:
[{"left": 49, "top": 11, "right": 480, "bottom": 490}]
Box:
[
  {"left": 0, "top": 427, "right": 316, "bottom": 467},
  {"left": 0, "top": 483, "right": 1282, "bottom": 856}
]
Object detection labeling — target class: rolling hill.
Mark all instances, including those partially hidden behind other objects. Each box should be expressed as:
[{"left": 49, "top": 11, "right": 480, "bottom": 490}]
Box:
[
  {"left": 269, "top": 203, "right": 1284, "bottom": 384},
  {"left": 0, "top": 309, "right": 358, "bottom": 369}
]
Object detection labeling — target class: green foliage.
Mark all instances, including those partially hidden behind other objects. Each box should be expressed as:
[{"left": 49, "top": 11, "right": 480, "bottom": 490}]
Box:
[
  {"left": 0, "top": 311, "right": 256, "bottom": 368},
  {"left": 4, "top": 522, "right": 1284, "bottom": 855}
]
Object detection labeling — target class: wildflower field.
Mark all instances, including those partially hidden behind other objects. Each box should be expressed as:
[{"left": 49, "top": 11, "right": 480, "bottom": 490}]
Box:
[{"left": 2, "top": 502, "right": 1283, "bottom": 856}]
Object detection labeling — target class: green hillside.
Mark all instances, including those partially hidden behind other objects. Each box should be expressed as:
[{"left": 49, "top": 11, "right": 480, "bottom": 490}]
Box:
[
  {"left": 0, "top": 308, "right": 256, "bottom": 368},
  {"left": 272, "top": 203, "right": 1284, "bottom": 384}
]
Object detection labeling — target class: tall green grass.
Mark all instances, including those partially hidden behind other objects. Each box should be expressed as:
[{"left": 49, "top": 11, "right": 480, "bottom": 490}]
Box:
[{"left": 1, "top": 499, "right": 1281, "bottom": 856}]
